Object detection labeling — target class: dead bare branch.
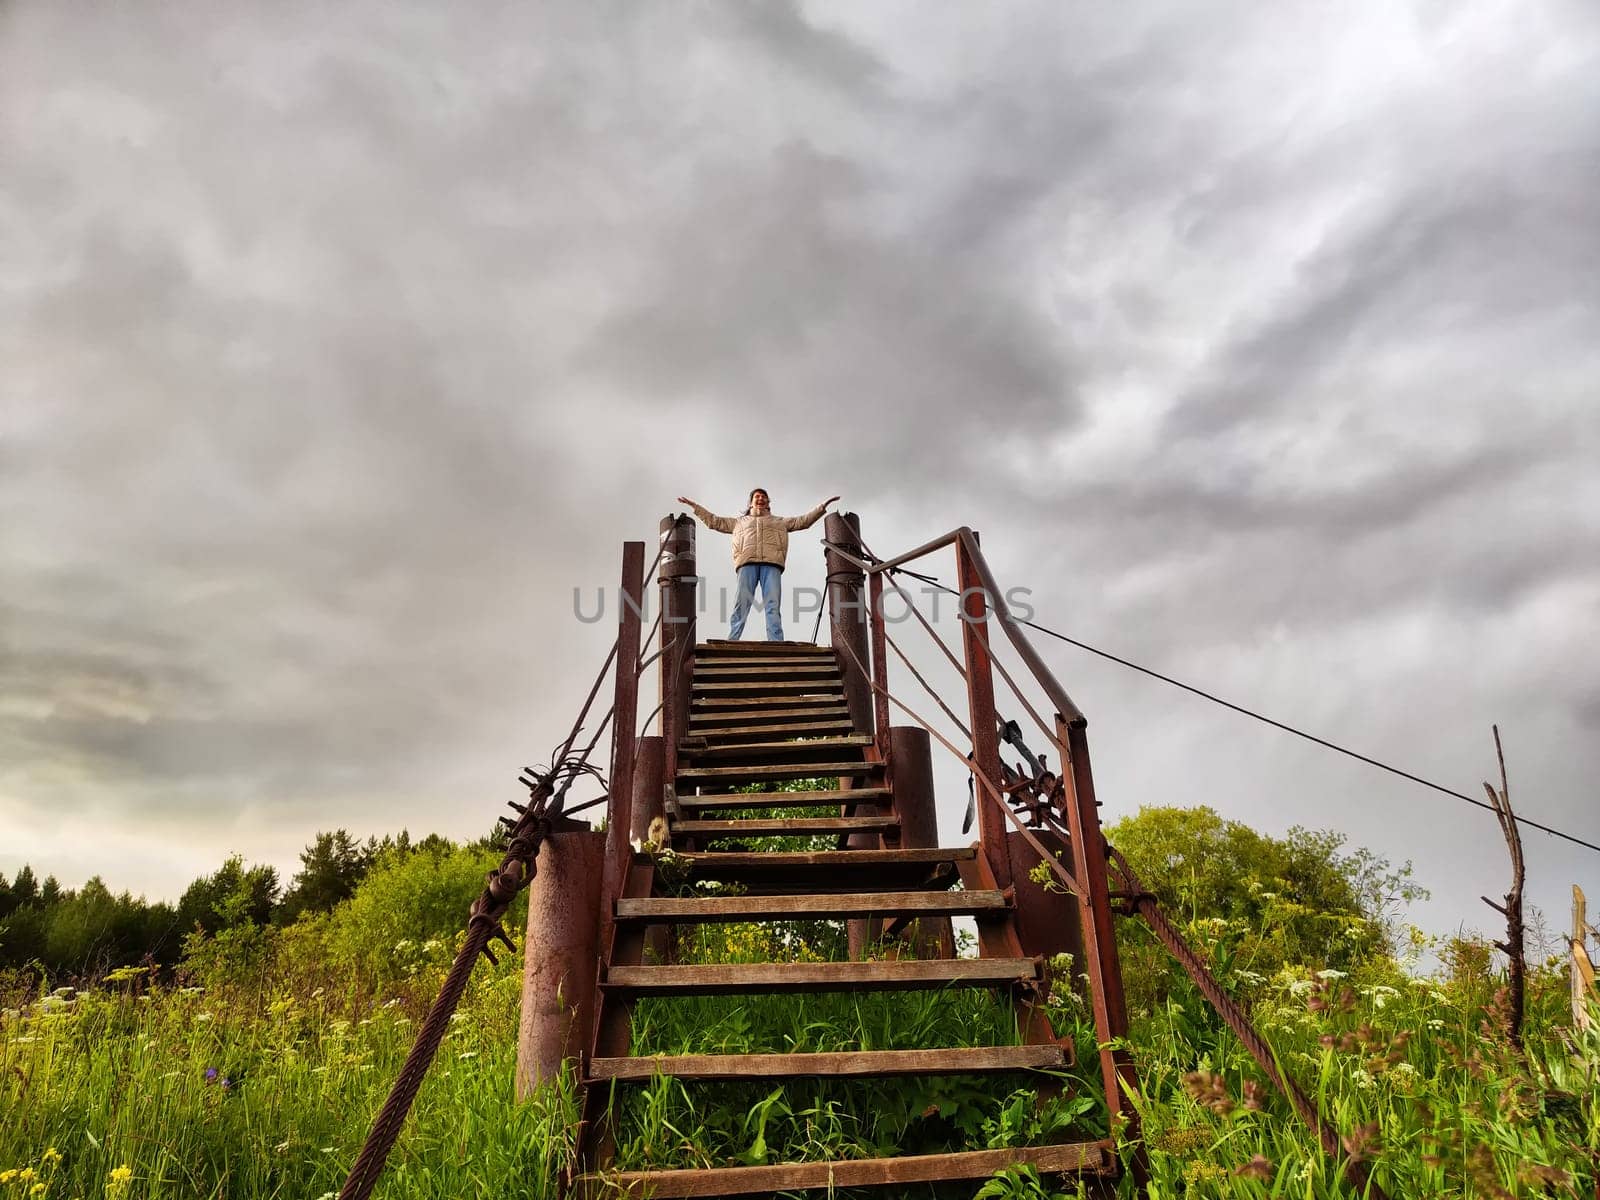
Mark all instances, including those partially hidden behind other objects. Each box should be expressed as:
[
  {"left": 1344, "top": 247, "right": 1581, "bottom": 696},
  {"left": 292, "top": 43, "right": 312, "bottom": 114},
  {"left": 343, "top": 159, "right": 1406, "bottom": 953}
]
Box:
[{"left": 1481, "top": 724, "right": 1526, "bottom": 1050}]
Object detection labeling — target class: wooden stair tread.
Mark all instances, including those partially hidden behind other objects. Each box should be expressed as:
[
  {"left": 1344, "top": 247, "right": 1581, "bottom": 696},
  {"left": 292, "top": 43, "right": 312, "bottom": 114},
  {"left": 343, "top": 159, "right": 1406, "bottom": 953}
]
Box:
[
  {"left": 666, "top": 847, "right": 972, "bottom": 869},
  {"left": 693, "top": 680, "right": 846, "bottom": 694},
  {"left": 691, "top": 696, "right": 845, "bottom": 710},
  {"left": 677, "top": 762, "right": 876, "bottom": 782},
  {"left": 694, "top": 658, "right": 840, "bottom": 670},
  {"left": 588, "top": 1044, "right": 1066, "bottom": 1082},
  {"left": 603, "top": 957, "right": 1041, "bottom": 996},
  {"left": 694, "top": 664, "right": 842, "bottom": 678},
  {"left": 694, "top": 649, "right": 832, "bottom": 659},
  {"left": 680, "top": 735, "right": 872, "bottom": 756},
  {"left": 690, "top": 705, "right": 851, "bottom": 724},
  {"left": 635, "top": 846, "right": 972, "bottom": 892},
  {"left": 686, "top": 720, "right": 856, "bottom": 739},
  {"left": 675, "top": 787, "right": 891, "bottom": 810},
  {"left": 672, "top": 815, "right": 897, "bottom": 836},
  {"left": 579, "top": 1140, "right": 1110, "bottom": 1196},
  {"left": 615, "top": 889, "right": 1010, "bottom": 923}
]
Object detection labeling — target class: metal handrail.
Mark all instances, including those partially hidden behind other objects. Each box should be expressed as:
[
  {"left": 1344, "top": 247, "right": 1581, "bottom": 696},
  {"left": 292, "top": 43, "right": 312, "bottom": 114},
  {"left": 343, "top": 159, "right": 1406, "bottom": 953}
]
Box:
[{"left": 829, "top": 527, "right": 1085, "bottom": 725}]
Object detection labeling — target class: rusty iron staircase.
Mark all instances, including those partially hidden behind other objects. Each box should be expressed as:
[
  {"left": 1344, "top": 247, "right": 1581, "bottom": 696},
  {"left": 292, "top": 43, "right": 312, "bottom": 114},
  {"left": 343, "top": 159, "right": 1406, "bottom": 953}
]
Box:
[{"left": 573, "top": 638, "right": 1112, "bottom": 1197}]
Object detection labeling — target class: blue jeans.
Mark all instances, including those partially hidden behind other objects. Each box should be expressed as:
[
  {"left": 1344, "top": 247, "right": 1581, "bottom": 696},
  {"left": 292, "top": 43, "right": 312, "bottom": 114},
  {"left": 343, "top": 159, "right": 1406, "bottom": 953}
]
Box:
[{"left": 729, "top": 563, "right": 783, "bottom": 641}]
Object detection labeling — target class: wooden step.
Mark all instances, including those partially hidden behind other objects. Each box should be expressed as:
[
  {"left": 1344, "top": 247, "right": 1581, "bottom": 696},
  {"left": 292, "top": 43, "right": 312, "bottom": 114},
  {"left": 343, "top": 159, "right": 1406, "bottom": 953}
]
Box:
[
  {"left": 581, "top": 1142, "right": 1110, "bottom": 1197},
  {"left": 693, "top": 679, "right": 846, "bottom": 694},
  {"left": 675, "top": 787, "right": 891, "bottom": 811},
  {"left": 693, "top": 663, "right": 841, "bottom": 679},
  {"left": 588, "top": 1044, "right": 1066, "bottom": 1083},
  {"left": 694, "top": 662, "right": 844, "bottom": 672},
  {"left": 603, "top": 957, "right": 1041, "bottom": 996},
  {"left": 686, "top": 719, "right": 856, "bottom": 740},
  {"left": 654, "top": 846, "right": 973, "bottom": 892},
  {"left": 615, "top": 888, "right": 1010, "bottom": 924},
  {"left": 691, "top": 695, "right": 845, "bottom": 710},
  {"left": 680, "top": 735, "right": 873, "bottom": 759},
  {"left": 690, "top": 704, "right": 851, "bottom": 725},
  {"left": 697, "top": 641, "right": 834, "bottom": 655},
  {"left": 671, "top": 814, "right": 897, "bottom": 838},
  {"left": 676, "top": 762, "right": 876, "bottom": 785}
]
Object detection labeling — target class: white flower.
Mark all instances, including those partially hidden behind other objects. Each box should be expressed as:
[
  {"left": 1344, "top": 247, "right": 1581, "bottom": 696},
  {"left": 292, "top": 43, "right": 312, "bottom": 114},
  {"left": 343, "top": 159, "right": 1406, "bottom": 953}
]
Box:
[
  {"left": 1285, "top": 979, "right": 1316, "bottom": 997},
  {"left": 1315, "top": 969, "right": 1347, "bottom": 981}
]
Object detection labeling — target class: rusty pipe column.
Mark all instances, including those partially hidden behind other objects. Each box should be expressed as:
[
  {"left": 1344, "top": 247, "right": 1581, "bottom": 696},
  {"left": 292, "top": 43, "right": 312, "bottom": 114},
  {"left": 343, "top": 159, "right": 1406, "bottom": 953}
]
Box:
[
  {"left": 889, "top": 725, "right": 954, "bottom": 958},
  {"left": 825, "top": 512, "right": 872, "bottom": 736},
  {"left": 659, "top": 515, "right": 697, "bottom": 784},
  {"left": 516, "top": 828, "right": 605, "bottom": 1098},
  {"left": 600, "top": 541, "right": 645, "bottom": 955},
  {"left": 957, "top": 533, "right": 1012, "bottom": 889},
  {"left": 630, "top": 734, "right": 670, "bottom": 964},
  {"left": 629, "top": 735, "right": 666, "bottom": 843}
]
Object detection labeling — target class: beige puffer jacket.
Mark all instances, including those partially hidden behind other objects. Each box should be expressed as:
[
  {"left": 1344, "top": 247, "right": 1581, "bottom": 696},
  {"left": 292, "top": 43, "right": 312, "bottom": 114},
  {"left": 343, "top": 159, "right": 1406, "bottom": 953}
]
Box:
[{"left": 686, "top": 500, "right": 829, "bottom": 570}]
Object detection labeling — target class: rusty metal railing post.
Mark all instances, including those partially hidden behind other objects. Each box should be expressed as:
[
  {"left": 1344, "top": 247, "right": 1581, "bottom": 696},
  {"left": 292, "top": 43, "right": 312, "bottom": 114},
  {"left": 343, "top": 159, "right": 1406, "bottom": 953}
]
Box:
[
  {"left": 659, "top": 514, "right": 696, "bottom": 786},
  {"left": 1058, "top": 713, "right": 1142, "bottom": 1167},
  {"left": 957, "top": 533, "right": 1011, "bottom": 888},
  {"left": 889, "top": 725, "right": 954, "bottom": 958},
  {"left": 600, "top": 542, "right": 645, "bottom": 954},
  {"left": 516, "top": 828, "right": 605, "bottom": 1098},
  {"left": 825, "top": 512, "right": 873, "bottom": 737},
  {"left": 868, "top": 571, "right": 890, "bottom": 762}
]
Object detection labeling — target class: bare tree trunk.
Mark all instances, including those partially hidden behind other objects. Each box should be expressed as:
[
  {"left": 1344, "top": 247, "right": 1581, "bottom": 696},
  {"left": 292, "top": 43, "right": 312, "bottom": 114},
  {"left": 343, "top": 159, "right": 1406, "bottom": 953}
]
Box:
[{"left": 1479, "top": 725, "right": 1526, "bottom": 1050}]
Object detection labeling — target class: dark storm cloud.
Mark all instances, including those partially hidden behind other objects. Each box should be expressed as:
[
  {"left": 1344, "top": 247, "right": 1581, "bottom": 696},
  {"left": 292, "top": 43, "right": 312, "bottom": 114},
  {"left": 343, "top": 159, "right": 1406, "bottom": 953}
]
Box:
[
  {"left": 584, "top": 139, "right": 1082, "bottom": 486},
  {"left": 1171, "top": 163, "right": 1600, "bottom": 440}
]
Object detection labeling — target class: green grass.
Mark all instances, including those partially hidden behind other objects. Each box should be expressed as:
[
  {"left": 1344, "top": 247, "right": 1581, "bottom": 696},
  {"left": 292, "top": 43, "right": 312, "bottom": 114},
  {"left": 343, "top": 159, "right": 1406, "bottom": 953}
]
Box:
[{"left": 3, "top": 942, "right": 1596, "bottom": 1197}]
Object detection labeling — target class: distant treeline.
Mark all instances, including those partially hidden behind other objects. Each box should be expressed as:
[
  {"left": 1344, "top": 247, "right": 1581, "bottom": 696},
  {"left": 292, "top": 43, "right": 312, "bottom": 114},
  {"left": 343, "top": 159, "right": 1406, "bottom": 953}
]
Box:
[{"left": 0, "top": 828, "right": 485, "bottom": 979}]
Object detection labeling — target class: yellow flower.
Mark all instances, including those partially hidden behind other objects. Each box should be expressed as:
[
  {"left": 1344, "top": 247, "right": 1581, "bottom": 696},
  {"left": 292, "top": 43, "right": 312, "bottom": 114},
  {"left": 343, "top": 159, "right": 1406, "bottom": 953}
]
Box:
[
  {"left": 18, "top": 1168, "right": 38, "bottom": 1183},
  {"left": 41, "top": 1150, "right": 62, "bottom": 1166},
  {"left": 105, "top": 1164, "right": 134, "bottom": 1198},
  {"left": 1, "top": 1170, "right": 19, "bottom": 1184},
  {"left": 31, "top": 1184, "right": 47, "bottom": 1196}
]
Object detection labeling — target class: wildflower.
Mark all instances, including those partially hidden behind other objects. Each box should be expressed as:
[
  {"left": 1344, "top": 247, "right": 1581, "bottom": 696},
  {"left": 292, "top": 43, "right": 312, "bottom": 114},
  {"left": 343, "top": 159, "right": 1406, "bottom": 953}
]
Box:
[
  {"left": 31, "top": 1183, "right": 45, "bottom": 1196},
  {"left": 1361, "top": 984, "right": 1398, "bottom": 1010},
  {"left": 1, "top": 1170, "right": 19, "bottom": 1184},
  {"left": 106, "top": 1164, "right": 134, "bottom": 1197},
  {"left": 204, "top": 1068, "right": 219, "bottom": 1083},
  {"left": 41, "top": 1149, "right": 61, "bottom": 1165},
  {"left": 1314, "top": 968, "right": 1347, "bottom": 980}
]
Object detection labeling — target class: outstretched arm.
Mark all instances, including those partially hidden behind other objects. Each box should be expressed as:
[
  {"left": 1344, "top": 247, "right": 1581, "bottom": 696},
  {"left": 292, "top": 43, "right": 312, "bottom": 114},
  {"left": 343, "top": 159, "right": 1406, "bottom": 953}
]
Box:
[
  {"left": 784, "top": 495, "right": 841, "bottom": 531},
  {"left": 678, "top": 496, "right": 737, "bottom": 534}
]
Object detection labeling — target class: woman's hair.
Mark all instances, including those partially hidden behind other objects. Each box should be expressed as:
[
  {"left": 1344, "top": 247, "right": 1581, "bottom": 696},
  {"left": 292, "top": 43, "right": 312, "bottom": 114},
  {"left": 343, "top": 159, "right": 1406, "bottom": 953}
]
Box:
[{"left": 747, "top": 487, "right": 769, "bottom": 512}]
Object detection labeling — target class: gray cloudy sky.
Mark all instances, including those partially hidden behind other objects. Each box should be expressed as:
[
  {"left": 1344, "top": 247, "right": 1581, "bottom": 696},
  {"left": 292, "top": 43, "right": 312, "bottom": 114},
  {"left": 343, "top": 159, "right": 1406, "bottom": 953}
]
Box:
[{"left": 2, "top": 1, "right": 1596, "bottom": 944}]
